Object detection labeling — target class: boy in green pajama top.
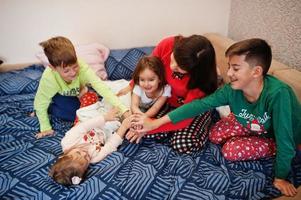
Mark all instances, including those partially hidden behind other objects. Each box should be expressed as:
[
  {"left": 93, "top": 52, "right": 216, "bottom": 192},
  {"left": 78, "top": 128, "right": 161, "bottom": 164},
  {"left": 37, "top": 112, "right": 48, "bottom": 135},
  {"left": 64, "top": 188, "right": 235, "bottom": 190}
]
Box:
[{"left": 34, "top": 36, "right": 129, "bottom": 139}]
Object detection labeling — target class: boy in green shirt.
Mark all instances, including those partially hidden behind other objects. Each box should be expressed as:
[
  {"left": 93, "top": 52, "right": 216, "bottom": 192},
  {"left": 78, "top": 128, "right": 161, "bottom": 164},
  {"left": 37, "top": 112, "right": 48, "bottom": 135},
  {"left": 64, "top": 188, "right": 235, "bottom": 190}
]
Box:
[
  {"left": 34, "top": 36, "right": 129, "bottom": 139},
  {"left": 130, "top": 38, "right": 301, "bottom": 197}
]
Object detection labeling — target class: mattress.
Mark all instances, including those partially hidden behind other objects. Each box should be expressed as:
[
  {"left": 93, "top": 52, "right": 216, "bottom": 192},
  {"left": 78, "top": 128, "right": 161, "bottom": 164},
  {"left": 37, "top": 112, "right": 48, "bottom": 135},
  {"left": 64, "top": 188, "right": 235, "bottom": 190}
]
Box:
[{"left": 0, "top": 47, "right": 300, "bottom": 199}]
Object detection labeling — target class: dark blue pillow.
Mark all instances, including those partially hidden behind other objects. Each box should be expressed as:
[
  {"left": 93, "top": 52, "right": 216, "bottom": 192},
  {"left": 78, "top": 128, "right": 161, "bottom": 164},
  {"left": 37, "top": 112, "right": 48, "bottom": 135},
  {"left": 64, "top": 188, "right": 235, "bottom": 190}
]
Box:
[
  {"left": 0, "top": 64, "right": 44, "bottom": 95},
  {"left": 105, "top": 47, "right": 154, "bottom": 80}
]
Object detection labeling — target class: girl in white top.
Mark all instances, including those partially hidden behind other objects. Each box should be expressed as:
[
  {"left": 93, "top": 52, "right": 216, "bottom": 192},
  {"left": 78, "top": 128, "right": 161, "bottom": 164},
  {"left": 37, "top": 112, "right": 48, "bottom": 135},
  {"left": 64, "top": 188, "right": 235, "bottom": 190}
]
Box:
[
  {"left": 49, "top": 108, "right": 131, "bottom": 186},
  {"left": 131, "top": 56, "right": 171, "bottom": 117}
]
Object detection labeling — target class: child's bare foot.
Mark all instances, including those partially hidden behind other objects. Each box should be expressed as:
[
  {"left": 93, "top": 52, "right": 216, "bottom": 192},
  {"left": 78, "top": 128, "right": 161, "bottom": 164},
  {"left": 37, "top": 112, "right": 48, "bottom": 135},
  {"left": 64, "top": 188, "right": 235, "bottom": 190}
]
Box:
[{"left": 35, "top": 130, "right": 55, "bottom": 139}]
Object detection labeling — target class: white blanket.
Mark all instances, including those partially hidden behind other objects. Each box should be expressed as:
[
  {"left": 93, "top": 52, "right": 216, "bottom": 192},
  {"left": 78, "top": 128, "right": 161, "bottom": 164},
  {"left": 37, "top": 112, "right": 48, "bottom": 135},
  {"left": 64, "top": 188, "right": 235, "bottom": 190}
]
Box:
[{"left": 76, "top": 79, "right": 131, "bottom": 140}]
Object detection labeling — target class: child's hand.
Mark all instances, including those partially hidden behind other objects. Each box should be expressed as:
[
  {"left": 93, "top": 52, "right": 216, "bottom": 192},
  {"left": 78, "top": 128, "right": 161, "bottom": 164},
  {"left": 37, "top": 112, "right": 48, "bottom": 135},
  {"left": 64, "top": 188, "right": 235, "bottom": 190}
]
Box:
[
  {"left": 78, "top": 86, "right": 88, "bottom": 98},
  {"left": 35, "top": 129, "right": 55, "bottom": 139},
  {"left": 116, "top": 116, "right": 132, "bottom": 138},
  {"left": 121, "top": 116, "right": 132, "bottom": 130},
  {"left": 121, "top": 110, "right": 131, "bottom": 119},
  {"left": 133, "top": 110, "right": 144, "bottom": 115},
  {"left": 131, "top": 113, "right": 157, "bottom": 133},
  {"left": 273, "top": 178, "right": 297, "bottom": 197},
  {"left": 29, "top": 112, "right": 35, "bottom": 117},
  {"left": 116, "top": 85, "right": 131, "bottom": 97},
  {"left": 104, "top": 107, "right": 120, "bottom": 122},
  {"left": 126, "top": 129, "right": 146, "bottom": 144}
]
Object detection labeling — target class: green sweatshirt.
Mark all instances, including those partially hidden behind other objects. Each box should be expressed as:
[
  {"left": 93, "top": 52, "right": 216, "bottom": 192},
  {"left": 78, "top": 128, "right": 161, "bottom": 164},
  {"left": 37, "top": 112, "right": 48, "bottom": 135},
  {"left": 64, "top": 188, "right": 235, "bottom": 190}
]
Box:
[
  {"left": 168, "top": 75, "right": 301, "bottom": 179},
  {"left": 34, "top": 59, "right": 128, "bottom": 132}
]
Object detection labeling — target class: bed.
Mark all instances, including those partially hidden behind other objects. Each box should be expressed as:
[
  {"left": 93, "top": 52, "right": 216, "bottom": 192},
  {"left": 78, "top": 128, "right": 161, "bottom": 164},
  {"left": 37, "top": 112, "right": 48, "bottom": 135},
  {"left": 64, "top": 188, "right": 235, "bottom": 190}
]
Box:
[{"left": 0, "top": 44, "right": 300, "bottom": 200}]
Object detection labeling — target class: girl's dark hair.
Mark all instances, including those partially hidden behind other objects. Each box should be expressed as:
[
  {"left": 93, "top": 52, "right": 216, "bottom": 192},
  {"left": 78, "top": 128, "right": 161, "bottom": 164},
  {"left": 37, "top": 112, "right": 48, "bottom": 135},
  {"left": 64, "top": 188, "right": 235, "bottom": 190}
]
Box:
[
  {"left": 132, "top": 56, "right": 166, "bottom": 90},
  {"left": 173, "top": 35, "right": 218, "bottom": 94}
]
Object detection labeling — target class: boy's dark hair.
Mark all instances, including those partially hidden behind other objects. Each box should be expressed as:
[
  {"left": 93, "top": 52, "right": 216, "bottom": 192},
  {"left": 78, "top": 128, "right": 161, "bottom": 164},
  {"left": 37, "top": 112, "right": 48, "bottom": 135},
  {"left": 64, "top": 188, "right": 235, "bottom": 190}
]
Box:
[
  {"left": 132, "top": 56, "right": 167, "bottom": 90},
  {"left": 39, "top": 36, "right": 77, "bottom": 68},
  {"left": 49, "top": 155, "right": 86, "bottom": 186},
  {"left": 225, "top": 38, "right": 272, "bottom": 76},
  {"left": 173, "top": 35, "right": 218, "bottom": 95}
]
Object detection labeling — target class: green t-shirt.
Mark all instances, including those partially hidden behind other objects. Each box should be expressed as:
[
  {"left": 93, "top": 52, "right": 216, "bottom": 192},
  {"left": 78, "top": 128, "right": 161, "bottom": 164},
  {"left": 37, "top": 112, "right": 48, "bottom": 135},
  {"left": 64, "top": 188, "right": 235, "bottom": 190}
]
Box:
[
  {"left": 34, "top": 59, "right": 128, "bottom": 132},
  {"left": 168, "top": 75, "right": 301, "bottom": 179}
]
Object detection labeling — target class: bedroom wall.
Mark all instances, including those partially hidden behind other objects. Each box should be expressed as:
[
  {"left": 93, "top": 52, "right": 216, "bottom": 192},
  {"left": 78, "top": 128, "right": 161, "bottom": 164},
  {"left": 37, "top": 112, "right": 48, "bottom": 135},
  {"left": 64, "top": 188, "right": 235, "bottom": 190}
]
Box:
[
  {"left": 0, "top": 0, "right": 231, "bottom": 65},
  {"left": 228, "top": 0, "right": 301, "bottom": 71}
]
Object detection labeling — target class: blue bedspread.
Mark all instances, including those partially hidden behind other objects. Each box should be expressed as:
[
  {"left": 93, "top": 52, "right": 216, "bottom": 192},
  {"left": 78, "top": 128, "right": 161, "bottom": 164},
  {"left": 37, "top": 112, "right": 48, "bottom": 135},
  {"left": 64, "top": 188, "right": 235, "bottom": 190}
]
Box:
[{"left": 0, "top": 48, "right": 300, "bottom": 200}]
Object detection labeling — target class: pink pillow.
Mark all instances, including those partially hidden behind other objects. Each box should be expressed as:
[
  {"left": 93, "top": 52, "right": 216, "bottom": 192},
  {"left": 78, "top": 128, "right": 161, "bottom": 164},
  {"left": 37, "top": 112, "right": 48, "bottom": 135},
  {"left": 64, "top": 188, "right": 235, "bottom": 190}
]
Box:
[{"left": 36, "top": 43, "right": 110, "bottom": 80}]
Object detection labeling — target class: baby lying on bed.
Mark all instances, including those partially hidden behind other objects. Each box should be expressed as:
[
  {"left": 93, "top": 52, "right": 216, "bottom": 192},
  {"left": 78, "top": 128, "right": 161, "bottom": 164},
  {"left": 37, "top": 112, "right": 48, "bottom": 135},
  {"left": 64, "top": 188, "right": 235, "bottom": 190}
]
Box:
[{"left": 49, "top": 108, "right": 131, "bottom": 186}]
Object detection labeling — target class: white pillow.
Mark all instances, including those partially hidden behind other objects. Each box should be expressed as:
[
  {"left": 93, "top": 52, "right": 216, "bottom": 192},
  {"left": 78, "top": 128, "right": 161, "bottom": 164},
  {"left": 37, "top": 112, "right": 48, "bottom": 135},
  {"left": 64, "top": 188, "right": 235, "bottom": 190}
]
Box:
[{"left": 36, "top": 43, "right": 110, "bottom": 80}]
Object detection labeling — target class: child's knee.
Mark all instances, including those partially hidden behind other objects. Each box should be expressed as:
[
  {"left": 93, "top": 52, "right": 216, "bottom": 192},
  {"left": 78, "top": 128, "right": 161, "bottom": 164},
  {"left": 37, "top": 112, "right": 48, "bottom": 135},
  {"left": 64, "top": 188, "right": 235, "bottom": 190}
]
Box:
[
  {"left": 222, "top": 137, "right": 276, "bottom": 161},
  {"left": 209, "top": 114, "right": 247, "bottom": 145},
  {"left": 221, "top": 141, "right": 240, "bottom": 161},
  {"left": 209, "top": 126, "right": 224, "bottom": 144},
  {"left": 209, "top": 121, "right": 232, "bottom": 144},
  {"left": 221, "top": 140, "right": 256, "bottom": 161},
  {"left": 222, "top": 137, "right": 253, "bottom": 161}
]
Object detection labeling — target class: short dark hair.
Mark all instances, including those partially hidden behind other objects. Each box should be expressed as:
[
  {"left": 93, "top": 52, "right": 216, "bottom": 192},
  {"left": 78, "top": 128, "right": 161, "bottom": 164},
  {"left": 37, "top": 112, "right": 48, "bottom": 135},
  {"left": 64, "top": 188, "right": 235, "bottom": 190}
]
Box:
[
  {"left": 39, "top": 36, "right": 77, "bottom": 68},
  {"left": 173, "top": 35, "right": 218, "bottom": 94},
  {"left": 225, "top": 38, "right": 272, "bottom": 75},
  {"left": 132, "top": 56, "right": 166, "bottom": 90}
]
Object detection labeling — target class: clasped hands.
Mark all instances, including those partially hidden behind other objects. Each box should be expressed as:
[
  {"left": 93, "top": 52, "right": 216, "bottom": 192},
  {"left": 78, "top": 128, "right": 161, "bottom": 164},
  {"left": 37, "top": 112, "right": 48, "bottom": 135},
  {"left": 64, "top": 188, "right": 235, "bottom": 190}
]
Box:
[{"left": 126, "top": 113, "right": 154, "bottom": 143}]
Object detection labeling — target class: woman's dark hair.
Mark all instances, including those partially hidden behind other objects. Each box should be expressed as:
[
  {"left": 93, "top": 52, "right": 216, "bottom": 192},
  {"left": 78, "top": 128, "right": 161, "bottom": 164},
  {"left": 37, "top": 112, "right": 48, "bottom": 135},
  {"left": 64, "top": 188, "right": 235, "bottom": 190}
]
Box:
[
  {"left": 173, "top": 35, "right": 218, "bottom": 94},
  {"left": 132, "top": 56, "right": 166, "bottom": 90}
]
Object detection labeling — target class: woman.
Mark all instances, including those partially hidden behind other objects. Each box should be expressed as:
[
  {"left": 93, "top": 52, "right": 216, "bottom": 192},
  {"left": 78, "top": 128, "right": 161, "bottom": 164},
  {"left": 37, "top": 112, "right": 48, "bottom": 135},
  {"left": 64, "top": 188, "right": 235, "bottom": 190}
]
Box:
[{"left": 119, "top": 35, "right": 218, "bottom": 154}]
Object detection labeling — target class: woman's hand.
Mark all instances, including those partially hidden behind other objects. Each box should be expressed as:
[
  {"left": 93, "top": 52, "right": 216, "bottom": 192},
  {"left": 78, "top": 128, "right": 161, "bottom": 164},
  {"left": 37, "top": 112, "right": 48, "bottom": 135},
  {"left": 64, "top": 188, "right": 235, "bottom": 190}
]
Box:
[
  {"left": 273, "top": 178, "right": 297, "bottom": 197},
  {"left": 126, "top": 129, "right": 146, "bottom": 144},
  {"left": 116, "top": 85, "right": 132, "bottom": 97},
  {"left": 35, "top": 129, "right": 55, "bottom": 139},
  {"left": 131, "top": 113, "right": 169, "bottom": 133},
  {"left": 124, "top": 114, "right": 147, "bottom": 143},
  {"left": 126, "top": 114, "right": 172, "bottom": 143}
]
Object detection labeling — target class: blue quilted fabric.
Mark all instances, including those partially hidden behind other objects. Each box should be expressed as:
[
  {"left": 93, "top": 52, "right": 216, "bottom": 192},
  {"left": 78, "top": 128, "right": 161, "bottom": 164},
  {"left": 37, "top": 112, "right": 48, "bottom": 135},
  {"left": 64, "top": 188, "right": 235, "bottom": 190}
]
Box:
[
  {"left": 105, "top": 47, "right": 154, "bottom": 80},
  {"left": 0, "top": 53, "right": 300, "bottom": 199},
  {"left": 0, "top": 64, "right": 44, "bottom": 95}
]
